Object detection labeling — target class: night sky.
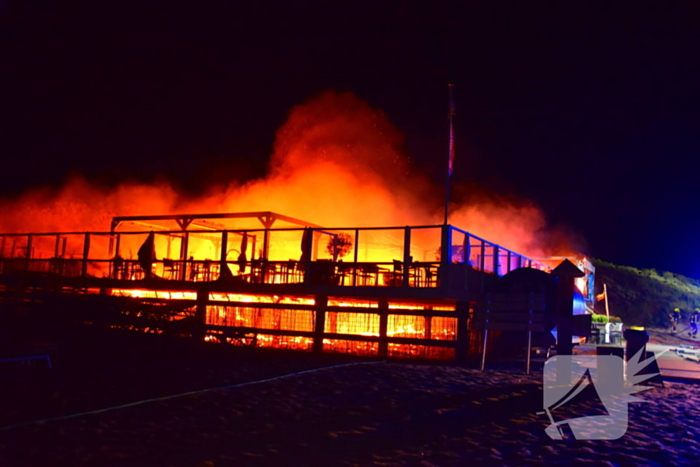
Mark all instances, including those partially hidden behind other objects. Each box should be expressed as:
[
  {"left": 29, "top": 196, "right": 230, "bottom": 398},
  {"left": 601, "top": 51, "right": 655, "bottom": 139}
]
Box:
[{"left": 2, "top": 2, "right": 700, "bottom": 277}]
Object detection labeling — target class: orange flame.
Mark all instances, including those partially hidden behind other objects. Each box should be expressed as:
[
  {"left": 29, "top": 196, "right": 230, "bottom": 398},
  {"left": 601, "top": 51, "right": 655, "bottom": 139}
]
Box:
[{"left": 0, "top": 91, "right": 578, "bottom": 258}]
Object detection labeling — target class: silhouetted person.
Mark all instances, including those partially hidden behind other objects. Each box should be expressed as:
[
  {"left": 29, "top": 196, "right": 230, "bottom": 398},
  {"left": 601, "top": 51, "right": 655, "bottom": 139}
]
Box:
[
  {"left": 188, "top": 256, "right": 196, "bottom": 281},
  {"left": 113, "top": 255, "right": 124, "bottom": 279},
  {"left": 691, "top": 309, "right": 700, "bottom": 338},
  {"left": 137, "top": 232, "right": 156, "bottom": 279}
]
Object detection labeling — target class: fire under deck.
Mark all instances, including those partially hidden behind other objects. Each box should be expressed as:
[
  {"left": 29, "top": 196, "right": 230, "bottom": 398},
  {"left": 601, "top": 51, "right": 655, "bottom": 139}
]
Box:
[{"left": 0, "top": 212, "right": 549, "bottom": 360}]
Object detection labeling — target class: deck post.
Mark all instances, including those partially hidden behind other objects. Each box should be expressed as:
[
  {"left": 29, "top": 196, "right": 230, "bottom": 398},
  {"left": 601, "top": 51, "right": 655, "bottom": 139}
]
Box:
[
  {"left": 262, "top": 228, "right": 270, "bottom": 261},
  {"left": 480, "top": 242, "right": 485, "bottom": 271},
  {"left": 110, "top": 234, "right": 121, "bottom": 279},
  {"left": 352, "top": 229, "right": 359, "bottom": 286},
  {"left": 81, "top": 233, "right": 90, "bottom": 277},
  {"left": 114, "top": 233, "right": 121, "bottom": 262},
  {"left": 463, "top": 234, "right": 471, "bottom": 265},
  {"left": 493, "top": 245, "right": 500, "bottom": 276},
  {"left": 313, "top": 295, "right": 328, "bottom": 354},
  {"left": 303, "top": 229, "right": 313, "bottom": 285},
  {"left": 440, "top": 225, "right": 452, "bottom": 288},
  {"left": 378, "top": 300, "right": 389, "bottom": 357},
  {"left": 402, "top": 227, "right": 411, "bottom": 287},
  {"left": 219, "top": 230, "right": 228, "bottom": 279},
  {"left": 195, "top": 288, "right": 208, "bottom": 342},
  {"left": 179, "top": 231, "right": 189, "bottom": 281}
]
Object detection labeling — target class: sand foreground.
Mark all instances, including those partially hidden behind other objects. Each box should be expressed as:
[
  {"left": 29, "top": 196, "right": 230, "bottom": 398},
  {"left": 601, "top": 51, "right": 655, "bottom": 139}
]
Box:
[{"left": 0, "top": 330, "right": 697, "bottom": 466}]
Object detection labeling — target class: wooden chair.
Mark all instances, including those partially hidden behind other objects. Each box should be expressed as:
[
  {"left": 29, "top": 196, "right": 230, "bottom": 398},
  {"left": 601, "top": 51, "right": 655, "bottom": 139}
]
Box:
[
  {"left": 163, "top": 259, "right": 178, "bottom": 280},
  {"left": 188, "top": 259, "right": 200, "bottom": 282},
  {"left": 111, "top": 256, "right": 124, "bottom": 279},
  {"left": 424, "top": 265, "right": 439, "bottom": 287},
  {"left": 335, "top": 261, "right": 352, "bottom": 286},
  {"left": 202, "top": 260, "right": 213, "bottom": 281},
  {"left": 392, "top": 260, "right": 403, "bottom": 285},
  {"left": 286, "top": 260, "right": 301, "bottom": 283},
  {"left": 358, "top": 264, "right": 379, "bottom": 286}
]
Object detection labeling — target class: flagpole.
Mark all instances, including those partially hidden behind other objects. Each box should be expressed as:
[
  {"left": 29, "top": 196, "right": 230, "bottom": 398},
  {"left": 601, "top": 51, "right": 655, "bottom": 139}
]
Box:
[
  {"left": 443, "top": 84, "right": 455, "bottom": 225},
  {"left": 604, "top": 283, "right": 610, "bottom": 319}
]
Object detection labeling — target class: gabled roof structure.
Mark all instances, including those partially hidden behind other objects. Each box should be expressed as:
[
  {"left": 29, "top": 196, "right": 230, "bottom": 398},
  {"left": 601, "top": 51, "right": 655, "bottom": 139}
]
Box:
[{"left": 111, "top": 211, "right": 322, "bottom": 232}]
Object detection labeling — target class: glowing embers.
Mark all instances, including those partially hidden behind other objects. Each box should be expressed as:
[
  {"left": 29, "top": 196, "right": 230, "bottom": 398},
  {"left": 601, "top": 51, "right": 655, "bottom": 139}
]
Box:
[
  {"left": 206, "top": 305, "right": 315, "bottom": 332},
  {"left": 209, "top": 293, "right": 315, "bottom": 306},
  {"left": 205, "top": 330, "right": 313, "bottom": 351},
  {"left": 110, "top": 324, "right": 164, "bottom": 334},
  {"left": 388, "top": 344, "right": 455, "bottom": 360},
  {"left": 323, "top": 339, "right": 379, "bottom": 357},
  {"left": 325, "top": 312, "right": 379, "bottom": 336},
  {"left": 388, "top": 302, "right": 456, "bottom": 311},
  {"left": 388, "top": 315, "right": 457, "bottom": 341},
  {"left": 328, "top": 298, "right": 378, "bottom": 308},
  {"left": 109, "top": 289, "right": 197, "bottom": 300}
]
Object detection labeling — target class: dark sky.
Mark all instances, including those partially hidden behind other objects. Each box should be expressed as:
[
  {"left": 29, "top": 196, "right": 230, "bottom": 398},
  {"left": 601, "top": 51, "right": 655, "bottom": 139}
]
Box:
[{"left": 2, "top": 1, "right": 700, "bottom": 277}]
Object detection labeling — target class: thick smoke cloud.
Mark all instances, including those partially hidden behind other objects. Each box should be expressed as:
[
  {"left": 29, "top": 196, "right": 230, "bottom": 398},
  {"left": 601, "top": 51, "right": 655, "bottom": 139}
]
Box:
[{"left": 0, "top": 91, "right": 579, "bottom": 258}]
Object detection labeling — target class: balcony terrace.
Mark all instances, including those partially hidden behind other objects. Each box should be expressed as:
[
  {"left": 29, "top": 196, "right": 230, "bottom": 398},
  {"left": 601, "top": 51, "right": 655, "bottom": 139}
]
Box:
[{"left": 0, "top": 211, "right": 547, "bottom": 302}]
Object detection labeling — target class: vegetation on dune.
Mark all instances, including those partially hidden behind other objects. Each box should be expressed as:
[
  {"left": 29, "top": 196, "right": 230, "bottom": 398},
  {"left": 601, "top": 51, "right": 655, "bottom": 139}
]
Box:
[
  {"left": 592, "top": 259, "right": 700, "bottom": 327},
  {"left": 590, "top": 314, "right": 621, "bottom": 324}
]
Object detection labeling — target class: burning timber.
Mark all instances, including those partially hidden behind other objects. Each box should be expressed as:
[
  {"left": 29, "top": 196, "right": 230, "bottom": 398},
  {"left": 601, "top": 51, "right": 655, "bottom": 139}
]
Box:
[{"left": 0, "top": 211, "right": 563, "bottom": 361}]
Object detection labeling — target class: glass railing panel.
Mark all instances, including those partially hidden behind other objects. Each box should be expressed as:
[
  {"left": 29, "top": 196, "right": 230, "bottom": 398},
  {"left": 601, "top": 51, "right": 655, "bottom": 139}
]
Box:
[
  {"left": 409, "top": 227, "right": 441, "bottom": 263},
  {"left": 1, "top": 235, "right": 28, "bottom": 259},
  {"left": 355, "top": 228, "right": 403, "bottom": 264},
  {"left": 467, "top": 236, "right": 485, "bottom": 270},
  {"left": 265, "top": 229, "right": 305, "bottom": 262},
  {"left": 482, "top": 244, "right": 496, "bottom": 274},
  {"left": 85, "top": 233, "right": 112, "bottom": 278}
]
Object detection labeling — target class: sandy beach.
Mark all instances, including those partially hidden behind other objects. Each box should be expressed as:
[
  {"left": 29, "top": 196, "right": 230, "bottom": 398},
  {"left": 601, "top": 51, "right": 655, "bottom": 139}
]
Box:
[{"left": 0, "top": 329, "right": 698, "bottom": 466}]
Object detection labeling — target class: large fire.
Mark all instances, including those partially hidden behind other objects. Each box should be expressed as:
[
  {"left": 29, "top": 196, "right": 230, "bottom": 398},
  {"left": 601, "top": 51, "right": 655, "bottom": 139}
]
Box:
[
  {"left": 0, "top": 91, "right": 580, "bottom": 360},
  {"left": 0, "top": 91, "right": 571, "bottom": 258}
]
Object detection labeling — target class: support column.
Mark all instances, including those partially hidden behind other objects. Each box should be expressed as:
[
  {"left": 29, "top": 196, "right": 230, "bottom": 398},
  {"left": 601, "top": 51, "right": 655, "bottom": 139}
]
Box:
[
  {"left": 440, "top": 225, "right": 452, "bottom": 289},
  {"left": 378, "top": 300, "right": 389, "bottom": 357},
  {"left": 81, "top": 233, "right": 90, "bottom": 277},
  {"left": 219, "top": 230, "right": 228, "bottom": 280},
  {"left": 403, "top": 227, "right": 411, "bottom": 287},
  {"left": 480, "top": 242, "right": 485, "bottom": 271},
  {"left": 463, "top": 234, "right": 471, "bottom": 265},
  {"left": 195, "top": 288, "right": 208, "bottom": 342},
  {"left": 313, "top": 295, "right": 328, "bottom": 354},
  {"left": 115, "top": 234, "right": 121, "bottom": 259},
  {"left": 180, "top": 231, "right": 189, "bottom": 281},
  {"left": 493, "top": 246, "right": 500, "bottom": 276},
  {"left": 302, "top": 229, "right": 313, "bottom": 285},
  {"left": 352, "top": 229, "right": 359, "bottom": 286},
  {"left": 262, "top": 229, "right": 270, "bottom": 261}
]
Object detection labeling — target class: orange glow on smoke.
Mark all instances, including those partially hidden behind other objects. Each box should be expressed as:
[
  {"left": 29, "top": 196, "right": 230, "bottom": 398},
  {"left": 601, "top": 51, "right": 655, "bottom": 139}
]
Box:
[
  {"left": 0, "top": 91, "right": 574, "bottom": 259},
  {"left": 1, "top": 91, "right": 569, "bottom": 361}
]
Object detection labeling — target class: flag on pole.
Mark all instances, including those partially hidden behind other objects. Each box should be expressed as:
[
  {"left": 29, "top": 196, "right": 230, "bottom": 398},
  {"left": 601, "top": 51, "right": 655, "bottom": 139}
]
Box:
[{"left": 596, "top": 291, "right": 606, "bottom": 301}]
